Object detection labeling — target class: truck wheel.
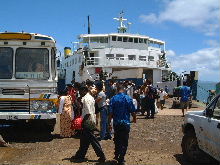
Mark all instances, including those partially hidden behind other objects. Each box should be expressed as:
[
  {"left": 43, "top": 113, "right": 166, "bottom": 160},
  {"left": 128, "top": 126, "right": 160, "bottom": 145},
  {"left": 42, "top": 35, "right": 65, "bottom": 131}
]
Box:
[{"left": 181, "top": 131, "right": 212, "bottom": 164}]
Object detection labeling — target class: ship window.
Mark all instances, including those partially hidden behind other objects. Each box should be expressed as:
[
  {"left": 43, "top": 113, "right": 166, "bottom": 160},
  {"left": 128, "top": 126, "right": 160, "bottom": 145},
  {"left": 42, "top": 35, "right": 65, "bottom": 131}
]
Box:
[
  {"left": 139, "top": 55, "right": 146, "bottom": 61},
  {"left": 128, "top": 55, "right": 136, "bottom": 60},
  {"left": 149, "top": 40, "right": 154, "bottom": 47},
  {"left": 100, "top": 37, "right": 108, "bottom": 43},
  {"left": 123, "top": 37, "right": 128, "bottom": 42},
  {"left": 148, "top": 56, "right": 154, "bottom": 61},
  {"left": 117, "top": 37, "right": 122, "bottom": 41},
  {"left": 139, "top": 38, "right": 143, "bottom": 43},
  {"left": 128, "top": 38, "right": 133, "bottom": 42},
  {"left": 134, "top": 38, "right": 138, "bottom": 43},
  {"left": 144, "top": 39, "right": 148, "bottom": 44},
  {"left": 157, "top": 43, "right": 162, "bottom": 48},
  {"left": 90, "top": 37, "right": 99, "bottom": 43},
  {"left": 106, "top": 54, "right": 114, "bottom": 59},
  {"left": 116, "top": 54, "right": 124, "bottom": 60},
  {"left": 72, "top": 71, "right": 75, "bottom": 80},
  {"left": 160, "top": 43, "right": 165, "bottom": 51},
  {"left": 112, "top": 36, "right": 117, "bottom": 41}
]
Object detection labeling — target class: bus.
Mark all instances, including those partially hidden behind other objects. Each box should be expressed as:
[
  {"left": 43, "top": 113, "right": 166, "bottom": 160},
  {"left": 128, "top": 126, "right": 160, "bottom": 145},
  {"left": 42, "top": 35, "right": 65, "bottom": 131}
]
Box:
[{"left": 0, "top": 32, "right": 58, "bottom": 131}]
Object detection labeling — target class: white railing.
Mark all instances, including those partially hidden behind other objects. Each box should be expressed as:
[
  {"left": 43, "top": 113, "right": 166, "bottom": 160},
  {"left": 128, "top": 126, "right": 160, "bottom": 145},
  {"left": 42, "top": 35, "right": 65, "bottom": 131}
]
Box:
[{"left": 85, "top": 57, "right": 157, "bottom": 68}]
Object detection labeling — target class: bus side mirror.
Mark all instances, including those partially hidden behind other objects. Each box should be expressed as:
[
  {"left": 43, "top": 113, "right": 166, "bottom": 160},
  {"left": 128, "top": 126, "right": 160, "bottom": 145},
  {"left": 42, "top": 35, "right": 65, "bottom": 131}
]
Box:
[{"left": 57, "top": 59, "right": 60, "bottom": 67}]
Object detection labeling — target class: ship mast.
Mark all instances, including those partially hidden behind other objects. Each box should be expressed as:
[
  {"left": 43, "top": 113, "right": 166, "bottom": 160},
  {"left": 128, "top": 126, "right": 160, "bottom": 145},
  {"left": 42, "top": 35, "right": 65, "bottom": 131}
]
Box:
[
  {"left": 113, "top": 11, "right": 130, "bottom": 33},
  {"left": 88, "top": 15, "right": 91, "bottom": 34}
]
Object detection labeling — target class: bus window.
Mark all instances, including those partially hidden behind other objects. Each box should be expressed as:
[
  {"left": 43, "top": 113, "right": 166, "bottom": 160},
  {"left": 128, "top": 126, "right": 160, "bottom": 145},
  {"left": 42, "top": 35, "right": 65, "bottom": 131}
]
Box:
[
  {"left": 0, "top": 47, "right": 13, "bottom": 79},
  {"left": 15, "top": 48, "right": 49, "bottom": 79},
  {"left": 51, "top": 48, "right": 56, "bottom": 80}
]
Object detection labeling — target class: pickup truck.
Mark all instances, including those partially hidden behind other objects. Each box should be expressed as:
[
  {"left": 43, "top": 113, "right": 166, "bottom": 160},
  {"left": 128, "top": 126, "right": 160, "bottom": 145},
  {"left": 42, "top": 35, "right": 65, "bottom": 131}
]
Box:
[{"left": 181, "top": 94, "right": 220, "bottom": 164}]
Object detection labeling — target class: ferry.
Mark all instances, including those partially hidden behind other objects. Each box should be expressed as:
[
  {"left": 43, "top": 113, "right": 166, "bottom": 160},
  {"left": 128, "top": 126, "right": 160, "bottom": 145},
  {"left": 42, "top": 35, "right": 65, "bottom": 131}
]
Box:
[{"left": 59, "top": 12, "right": 172, "bottom": 87}]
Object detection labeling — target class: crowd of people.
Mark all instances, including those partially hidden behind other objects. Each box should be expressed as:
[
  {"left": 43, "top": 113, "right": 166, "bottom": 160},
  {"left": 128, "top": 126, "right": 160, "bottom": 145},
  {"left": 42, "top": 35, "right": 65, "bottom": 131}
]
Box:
[
  {"left": 56, "top": 78, "right": 175, "bottom": 164},
  {"left": 56, "top": 78, "right": 196, "bottom": 165}
]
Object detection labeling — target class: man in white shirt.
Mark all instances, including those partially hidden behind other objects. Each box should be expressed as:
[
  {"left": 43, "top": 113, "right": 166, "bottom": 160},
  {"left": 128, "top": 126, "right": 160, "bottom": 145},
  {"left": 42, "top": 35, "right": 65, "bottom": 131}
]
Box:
[
  {"left": 71, "top": 86, "right": 106, "bottom": 163},
  {"left": 159, "top": 88, "right": 168, "bottom": 110}
]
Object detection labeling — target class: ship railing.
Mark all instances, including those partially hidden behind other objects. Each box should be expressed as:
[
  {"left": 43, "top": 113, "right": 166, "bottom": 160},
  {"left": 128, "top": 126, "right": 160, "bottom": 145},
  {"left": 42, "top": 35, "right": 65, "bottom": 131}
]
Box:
[
  {"left": 156, "top": 60, "right": 172, "bottom": 70},
  {"left": 157, "top": 60, "right": 166, "bottom": 67},
  {"left": 85, "top": 56, "right": 157, "bottom": 68},
  {"left": 85, "top": 57, "right": 100, "bottom": 65},
  {"left": 89, "top": 43, "right": 108, "bottom": 49},
  {"left": 166, "top": 62, "right": 172, "bottom": 69}
]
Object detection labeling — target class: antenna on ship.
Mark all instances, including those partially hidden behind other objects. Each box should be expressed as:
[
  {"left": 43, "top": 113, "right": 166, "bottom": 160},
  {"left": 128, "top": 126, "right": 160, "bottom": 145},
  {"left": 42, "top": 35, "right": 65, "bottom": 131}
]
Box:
[
  {"left": 127, "top": 22, "right": 132, "bottom": 33},
  {"left": 113, "top": 11, "right": 129, "bottom": 33},
  {"left": 88, "top": 15, "right": 91, "bottom": 34}
]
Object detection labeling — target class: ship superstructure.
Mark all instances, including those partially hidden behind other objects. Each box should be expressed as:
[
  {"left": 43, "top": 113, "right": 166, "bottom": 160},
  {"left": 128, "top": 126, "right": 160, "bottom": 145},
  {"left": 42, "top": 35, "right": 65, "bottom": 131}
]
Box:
[{"left": 59, "top": 12, "right": 171, "bottom": 85}]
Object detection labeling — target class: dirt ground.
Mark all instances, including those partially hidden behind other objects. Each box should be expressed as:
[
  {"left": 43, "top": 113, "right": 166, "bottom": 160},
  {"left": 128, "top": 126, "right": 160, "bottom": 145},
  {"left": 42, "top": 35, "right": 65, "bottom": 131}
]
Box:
[{"left": 0, "top": 99, "right": 208, "bottom": 165}]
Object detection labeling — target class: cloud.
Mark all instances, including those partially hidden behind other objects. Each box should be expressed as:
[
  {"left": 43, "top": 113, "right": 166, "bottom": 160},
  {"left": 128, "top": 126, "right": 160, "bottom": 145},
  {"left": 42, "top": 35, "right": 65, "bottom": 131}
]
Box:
[
  {"left": 166, "top": 50, "right": 176, "bottom": 57},
  {"left": 140, "top": 0, "right": 220, "bottom": 36},
  {"left": 205, "top": 40, "right": 220, "bottom": 47},
  {"left": 166, "top": 47, "right": 220, "bottom": 81},
  {"left": 140, "top": 13, "right": 158, "bottom": 24}
]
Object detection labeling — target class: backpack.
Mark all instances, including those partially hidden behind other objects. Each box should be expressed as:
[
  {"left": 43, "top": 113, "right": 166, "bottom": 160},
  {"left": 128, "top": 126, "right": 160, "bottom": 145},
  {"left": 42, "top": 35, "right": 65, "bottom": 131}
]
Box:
[{"left": 148, "top": 86, "right": 158, "bottom": 99}]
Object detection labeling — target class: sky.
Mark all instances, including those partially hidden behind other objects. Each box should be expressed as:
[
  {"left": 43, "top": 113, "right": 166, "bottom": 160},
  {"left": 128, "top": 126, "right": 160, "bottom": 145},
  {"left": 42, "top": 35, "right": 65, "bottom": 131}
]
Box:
[{"left": 0, "top": 0, "right": 219, "bottom": 82}]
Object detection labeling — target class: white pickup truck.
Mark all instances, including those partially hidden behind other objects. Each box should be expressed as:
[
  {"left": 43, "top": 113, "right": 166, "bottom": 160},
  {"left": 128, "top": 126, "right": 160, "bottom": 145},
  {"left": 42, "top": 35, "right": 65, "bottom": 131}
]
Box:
[{"left": 181, "top": 94, "right": 220, "bottom": 164}]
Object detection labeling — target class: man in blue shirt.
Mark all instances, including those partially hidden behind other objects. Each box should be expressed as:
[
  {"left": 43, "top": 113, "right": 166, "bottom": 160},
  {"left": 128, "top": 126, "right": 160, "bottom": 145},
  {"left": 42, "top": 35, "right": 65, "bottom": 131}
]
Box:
[
  {"left": 109, "top": 85, "right": 136, "bottom": 165},
  {"left": 180, "top": 82, "right": 191, "bottom": 116}
]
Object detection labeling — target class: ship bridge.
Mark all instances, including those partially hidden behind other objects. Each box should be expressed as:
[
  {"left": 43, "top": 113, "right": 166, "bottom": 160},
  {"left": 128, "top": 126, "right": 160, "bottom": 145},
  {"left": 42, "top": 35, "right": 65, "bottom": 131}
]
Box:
[{"left": 76, "top": 33, "right": 170, "bottom": 70}]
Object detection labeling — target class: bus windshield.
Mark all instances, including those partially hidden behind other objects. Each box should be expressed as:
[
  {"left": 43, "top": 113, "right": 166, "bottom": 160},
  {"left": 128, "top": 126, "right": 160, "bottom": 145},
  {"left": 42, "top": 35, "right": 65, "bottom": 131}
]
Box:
[
  {"left": 0, "top": 47, "right": 13, "bottom": 79},
  {"left": 15, "top": 48, "right": 49, "bottom": 79}
]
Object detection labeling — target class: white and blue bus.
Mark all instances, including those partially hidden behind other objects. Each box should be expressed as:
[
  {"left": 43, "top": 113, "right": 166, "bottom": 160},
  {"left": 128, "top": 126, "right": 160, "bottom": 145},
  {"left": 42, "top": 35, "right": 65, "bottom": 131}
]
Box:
[{"left": 0, "top": 32, "right": 58, "bottom": 131}]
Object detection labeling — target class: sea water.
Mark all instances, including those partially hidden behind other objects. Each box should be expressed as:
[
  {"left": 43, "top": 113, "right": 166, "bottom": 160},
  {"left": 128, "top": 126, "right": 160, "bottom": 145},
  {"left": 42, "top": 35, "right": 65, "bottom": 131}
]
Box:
[{"left": 196, "top": 81, "right": 217, "bottom": 103}]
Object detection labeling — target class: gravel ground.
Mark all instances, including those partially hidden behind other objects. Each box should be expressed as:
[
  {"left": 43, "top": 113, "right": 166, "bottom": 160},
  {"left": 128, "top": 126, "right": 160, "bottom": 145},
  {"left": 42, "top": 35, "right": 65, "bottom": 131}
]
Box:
[{"left": 0, "top": 99, "right": 208, "bottom": 165}]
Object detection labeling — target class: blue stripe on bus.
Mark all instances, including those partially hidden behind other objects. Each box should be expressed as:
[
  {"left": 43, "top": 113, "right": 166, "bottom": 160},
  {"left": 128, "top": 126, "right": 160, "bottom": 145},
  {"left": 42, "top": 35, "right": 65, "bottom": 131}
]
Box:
[{"left": 29, "top": 115, "right": 41, "bottom": 119}]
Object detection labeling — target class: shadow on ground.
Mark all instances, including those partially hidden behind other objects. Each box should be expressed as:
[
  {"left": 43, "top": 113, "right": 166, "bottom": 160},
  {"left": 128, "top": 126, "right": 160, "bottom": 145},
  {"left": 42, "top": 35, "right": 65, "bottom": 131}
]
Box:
[
  {"left": 174, "top": 154, "right": 219, "bottom": 165},
  {"left": 0, "top": 124, "right": 53, "bottom": 143},
  {"left": 63, "top": 157, "right": 117, "bottom": 165}
]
